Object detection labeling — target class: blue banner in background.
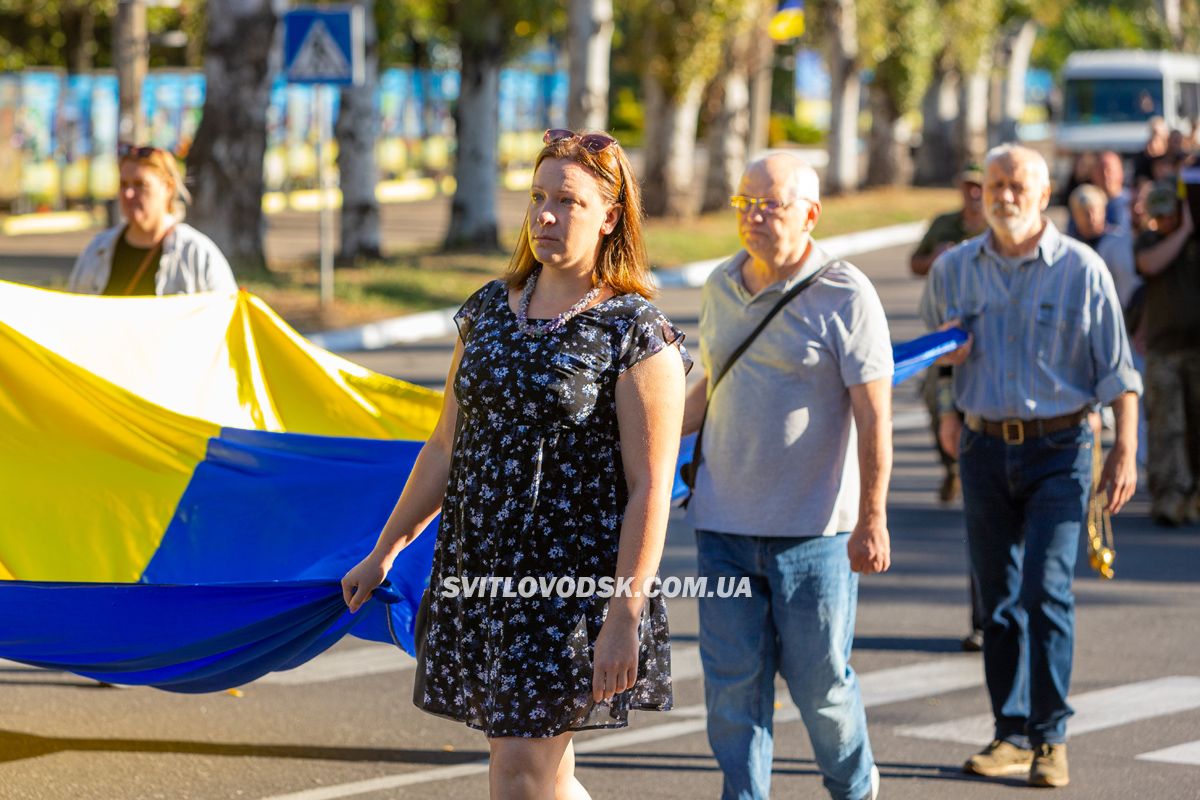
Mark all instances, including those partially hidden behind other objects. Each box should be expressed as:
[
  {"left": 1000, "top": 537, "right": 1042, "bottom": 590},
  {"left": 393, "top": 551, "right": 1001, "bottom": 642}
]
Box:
[{"left": 0, "top": 61, "right": 566, "bottom": 206}]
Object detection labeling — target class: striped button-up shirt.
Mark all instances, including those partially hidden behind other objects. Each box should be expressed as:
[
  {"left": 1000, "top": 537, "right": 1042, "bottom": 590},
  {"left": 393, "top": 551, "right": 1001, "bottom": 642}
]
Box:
[{"left": 919, "top": 220, "right": 1142, "bottom": 421}]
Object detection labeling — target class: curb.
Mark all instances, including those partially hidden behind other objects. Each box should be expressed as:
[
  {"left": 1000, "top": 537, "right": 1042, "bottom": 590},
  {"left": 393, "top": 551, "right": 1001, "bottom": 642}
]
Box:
[{"left": 307, "top": 220, "right": 929, "bottom": 353}]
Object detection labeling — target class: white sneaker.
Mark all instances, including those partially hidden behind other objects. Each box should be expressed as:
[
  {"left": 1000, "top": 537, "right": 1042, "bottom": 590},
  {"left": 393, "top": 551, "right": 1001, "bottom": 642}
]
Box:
[{"left": 868, "top": 764, "right": 880, "bottom": 800}]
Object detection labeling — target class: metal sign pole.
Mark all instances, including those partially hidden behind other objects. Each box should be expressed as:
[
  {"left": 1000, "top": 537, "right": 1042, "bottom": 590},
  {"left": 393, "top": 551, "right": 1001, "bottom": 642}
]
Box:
[
  {"left": 283, "top": 5, "right": 363, "bottom": 310},
  {"left": 317, "top": 85, "right": 334, "bottom": 308}
]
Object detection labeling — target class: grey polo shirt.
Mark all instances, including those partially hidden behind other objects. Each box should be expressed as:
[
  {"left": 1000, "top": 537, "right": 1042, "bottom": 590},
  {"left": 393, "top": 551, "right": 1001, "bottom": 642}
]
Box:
[{"left": 688, "top": 244, "right": 894, "bottom": 538}]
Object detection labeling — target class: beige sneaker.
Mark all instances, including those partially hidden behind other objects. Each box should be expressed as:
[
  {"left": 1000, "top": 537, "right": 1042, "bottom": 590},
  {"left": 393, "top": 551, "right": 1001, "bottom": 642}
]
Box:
[
  {"left": 963, "top": 739, "right": 1035, "bottom": 777},
  {"left": 1029, "top": 743, "right": 1069, "bottom": 788}
]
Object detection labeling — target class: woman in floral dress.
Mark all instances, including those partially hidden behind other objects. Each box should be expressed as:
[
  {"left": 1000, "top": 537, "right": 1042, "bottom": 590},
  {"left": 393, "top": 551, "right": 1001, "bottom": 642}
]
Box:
[{"left": 342, "top": 129, "right": 690, "bottom": 798}]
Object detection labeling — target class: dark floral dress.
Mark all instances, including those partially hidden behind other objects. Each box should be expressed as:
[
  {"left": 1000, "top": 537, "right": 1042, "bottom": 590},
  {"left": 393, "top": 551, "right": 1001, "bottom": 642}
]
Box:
[{"left": 413, "top": 280, "right": 692, "bottom": 738}]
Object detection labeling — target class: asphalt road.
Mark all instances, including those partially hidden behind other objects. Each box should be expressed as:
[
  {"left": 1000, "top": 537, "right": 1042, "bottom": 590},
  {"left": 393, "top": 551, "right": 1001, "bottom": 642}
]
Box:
[{"left": 3, "top": 236, "right": 1200, "bottom": 800}]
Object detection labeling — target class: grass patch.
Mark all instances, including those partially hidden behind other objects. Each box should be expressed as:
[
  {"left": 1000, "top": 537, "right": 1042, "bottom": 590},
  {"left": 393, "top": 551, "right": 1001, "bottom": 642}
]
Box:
[
  {"left": 643, "top": 186, "right": 961, "bottom": 268},
  {"left": 254, "top": 186, "right": 962, "bottom": 331}
]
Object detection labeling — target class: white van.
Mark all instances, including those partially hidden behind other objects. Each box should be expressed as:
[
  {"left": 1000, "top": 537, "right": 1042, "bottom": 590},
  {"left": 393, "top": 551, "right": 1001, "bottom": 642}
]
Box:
[{"left": 1056, "top": 49, "right": 1200, "bottom": 155}]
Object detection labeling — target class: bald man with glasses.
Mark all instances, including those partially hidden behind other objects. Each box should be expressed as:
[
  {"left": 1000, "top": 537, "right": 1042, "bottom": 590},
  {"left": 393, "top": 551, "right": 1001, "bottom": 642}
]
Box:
[{"left": 683, "top": 154, "right": 891, "bottom": 800}]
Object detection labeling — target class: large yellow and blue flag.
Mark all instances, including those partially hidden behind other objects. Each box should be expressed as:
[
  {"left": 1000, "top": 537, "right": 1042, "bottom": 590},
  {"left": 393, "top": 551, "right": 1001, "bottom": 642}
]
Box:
[
  {"left": 0, "top": 282, "right": 441, "bottom": 691},
  {"left": 0, "top": 279, "right": 964, "bottom": 692}
]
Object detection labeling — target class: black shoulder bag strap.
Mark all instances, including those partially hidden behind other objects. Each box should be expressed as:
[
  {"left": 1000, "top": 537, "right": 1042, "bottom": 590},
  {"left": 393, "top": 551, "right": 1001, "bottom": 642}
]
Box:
[{"left": 681, "top": 260, "right": 832, "bottom": 499}]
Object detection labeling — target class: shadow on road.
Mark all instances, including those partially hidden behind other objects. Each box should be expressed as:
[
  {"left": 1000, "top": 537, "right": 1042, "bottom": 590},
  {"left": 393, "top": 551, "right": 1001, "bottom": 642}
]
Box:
[
  {"left": 577, "top": 751, "right": 982, "bottom": 784},
  {"left": 0, "top": 729, "right": 489, "bottom": 767}
]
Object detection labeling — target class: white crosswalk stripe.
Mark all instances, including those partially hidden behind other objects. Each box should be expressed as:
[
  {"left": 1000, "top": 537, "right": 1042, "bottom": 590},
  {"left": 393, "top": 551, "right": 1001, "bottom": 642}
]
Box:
[
  {"left": 897, "top": 675, "right": 1200, "bottom": 744},
  {"left": 1137, "top": 739, "right": 1200, "bottom": 766},
  {"left": 255, "top": 644, "right": 415, "bottom": 685},
  {"left": 256, "top": 654, "right": 984, "bottom": 800}
]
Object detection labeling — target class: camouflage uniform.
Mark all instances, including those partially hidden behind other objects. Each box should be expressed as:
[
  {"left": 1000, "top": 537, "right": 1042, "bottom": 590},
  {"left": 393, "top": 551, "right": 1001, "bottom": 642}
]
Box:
[
  {"left": 914, "top": 209, "right": 985, "bottom": 639},
  {"left": 913, "top": 211, "right": 976, "bottom": 498}
]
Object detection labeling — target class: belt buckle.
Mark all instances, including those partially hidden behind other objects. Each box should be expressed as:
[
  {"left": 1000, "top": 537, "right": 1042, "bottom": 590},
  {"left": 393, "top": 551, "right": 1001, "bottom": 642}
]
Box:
[{"left": 1002, "top": 419, "right": 1025, "bottom": 445}]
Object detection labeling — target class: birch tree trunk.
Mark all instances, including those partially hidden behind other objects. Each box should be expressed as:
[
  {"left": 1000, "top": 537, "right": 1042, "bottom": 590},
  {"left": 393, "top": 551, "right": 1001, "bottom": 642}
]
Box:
[
  {"left": 566, "top": 0, "right": 613, "bottom": 132},
  {"left": 336, "top": 0, "right": 381, "bottom": 263},
  {"left": 745, "top": 2, "right": 775, "bottom": 159},
  {"left": 1157, "top": 0, "right": 1183, "bottom": 49},
  {"left": 825, "top": 0, "right": 860, "bottom": 194},
  {"left": 997, "top": 19, "right": 1036, "bottom": 145},
  {"left": 641, "top": 75, "right": 704, "bottom": 218},
  {"left": 444, "top": 12, "right": 503, "bottom": 251},
  {"left": 187, "top": 0, "right": 278, "bottom": 273},
  {"left": 913, "top": 62, "right": 961, "bottom": 185},
  {"left": 958, "top": 59, "right": 990, "bottom": 166},
  {"left": 702, "top": 36, "right": 752, "bottom": 212},
  {"left": 865, "top": 83, "right": 903, "bottom": 186}
]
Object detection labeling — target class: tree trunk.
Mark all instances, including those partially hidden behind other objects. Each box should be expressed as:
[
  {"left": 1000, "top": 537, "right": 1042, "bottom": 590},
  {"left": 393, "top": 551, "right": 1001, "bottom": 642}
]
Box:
[
  {"left": 444, "top": 13, "right": 503, "bottom": 251},
  {"left": 745, "top": 2, "right": 775, "bottom": 159},
  {"left": 825, "top": 0, "right": 860, "bottom": 194},
  {"left": 641, "top": 75, "right": 704, "bottom": 218},
  {"left": 701, "top": 37, "right": 752, "bottom": 212},
  {"left": 566, "top": 0, "right": 613, "bottom": 132},
  {"left": 187, "top": 0, "right": 277, "bottom": 274},
  {"left": 115, "top": 0, "right": 148, "bottom": 143},
  {"left": 959, "top": 59, "right": 990, "bottom": 166},
  {"left": 913, "top": 61, "right": 961, "bottom": 185},
  {"left": 63, "top": 3, "right": 96, "bottom": 74},
  {"left": 701, "top": 71, "right": 750, "bottom": 213},
  {"left": 1157, "top": 0, "right": 1183, "bottom": 49},
  {"left": 747, "top": 63, "right": 772, "bottom": 159},
  {"left": 865, "top": 83, "right": 903, "bottom": 186},
  {"left": 336, "top": 0, "right": 382, "bottom": 264},
  {"left": 997, "top": 19, "right": 1036, "bottom": 145}
]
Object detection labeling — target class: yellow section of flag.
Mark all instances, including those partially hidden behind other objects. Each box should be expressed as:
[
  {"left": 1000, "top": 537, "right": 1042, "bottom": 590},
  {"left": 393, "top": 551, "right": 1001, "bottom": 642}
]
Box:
[{"left": 0, "top": 281, "right": 442, "bottom": 440}]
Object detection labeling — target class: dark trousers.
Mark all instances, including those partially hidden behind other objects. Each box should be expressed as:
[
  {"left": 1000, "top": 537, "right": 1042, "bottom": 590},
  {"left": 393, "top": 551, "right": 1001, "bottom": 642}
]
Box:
[{"left": 958, "top": 421, "right": 1093, "bottom": 745}]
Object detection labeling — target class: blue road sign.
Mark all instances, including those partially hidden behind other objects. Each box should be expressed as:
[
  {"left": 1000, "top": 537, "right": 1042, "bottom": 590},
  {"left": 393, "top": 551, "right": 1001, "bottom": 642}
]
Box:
[{"left": 283, "top": 6, "right": 364, "bottom": 86}]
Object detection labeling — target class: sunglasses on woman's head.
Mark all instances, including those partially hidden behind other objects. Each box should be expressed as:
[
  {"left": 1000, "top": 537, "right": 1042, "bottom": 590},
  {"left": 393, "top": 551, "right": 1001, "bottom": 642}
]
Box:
[
  {"left": 543, "top": 129, "right": 617, "bottom": 154},
  {"left": 118, "top": 143, "right": 164, "bottom": 159}
]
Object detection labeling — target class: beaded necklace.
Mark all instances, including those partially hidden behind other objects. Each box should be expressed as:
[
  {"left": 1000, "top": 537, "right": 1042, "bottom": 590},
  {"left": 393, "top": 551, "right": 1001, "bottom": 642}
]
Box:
[{"left": 516, "top": 266, "right": 603, "bottom": 337}]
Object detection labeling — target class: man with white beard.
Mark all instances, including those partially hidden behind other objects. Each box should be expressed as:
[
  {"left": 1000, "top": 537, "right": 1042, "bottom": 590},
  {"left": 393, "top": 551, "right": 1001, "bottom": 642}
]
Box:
[{"left": 919, "top": 144, "right": 1142, "bottom": 789}]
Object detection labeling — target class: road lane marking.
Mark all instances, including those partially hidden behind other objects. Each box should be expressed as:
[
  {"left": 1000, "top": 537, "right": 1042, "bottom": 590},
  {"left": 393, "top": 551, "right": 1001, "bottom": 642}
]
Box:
[
  {"left": 256, "top": 655, "right": 982, "bottom": 800},
  {"left": 897, "top": 676, "right": 1200, "bottom": 744},
  {"left": 257, "top": 645, "right": 415, "bottom": 686},
  {"left": 1136, "top": 740, "right": 1200, "bottom": 766}
]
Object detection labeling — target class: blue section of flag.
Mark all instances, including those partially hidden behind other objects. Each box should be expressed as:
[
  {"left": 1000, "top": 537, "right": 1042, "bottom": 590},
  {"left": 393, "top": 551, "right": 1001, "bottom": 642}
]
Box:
[
  {"left": 670, "top": 329, "right": 970, "bottom": 503},
  {"left": 0, "top": 580, "right": 373, "bottom": 693},
  {"left": 0, "top": 429, "right": 438, "bottom": 691},
  {"left": 142, "top": 429, "right": 437, "bottom": 654}
]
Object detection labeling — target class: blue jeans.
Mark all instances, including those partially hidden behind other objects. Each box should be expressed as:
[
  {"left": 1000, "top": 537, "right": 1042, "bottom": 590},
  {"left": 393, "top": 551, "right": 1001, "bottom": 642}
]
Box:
[
  {"left": 696, "top": 530, "right": 874, "bottom": 800},
  {"left": 958, "top": 421, "right": 1093, "bottom": 746}
]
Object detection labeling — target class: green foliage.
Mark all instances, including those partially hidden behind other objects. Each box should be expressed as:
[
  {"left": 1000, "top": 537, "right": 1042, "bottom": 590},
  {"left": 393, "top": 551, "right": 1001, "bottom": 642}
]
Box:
[
  {"left": 0, "top": 0, "right": 199, "bottom": 70},
  {"left": 619, "top": 0, "right": 743, "bottom": 101},
  {"left": 937, "top": 0, "right": 1003, "bottom": 73},
  {"left": 768, "top": 113, "right": 823, "bottom": 145},
  {"left": 442, "top": 0, "right": 562, "bottom": 60},
  {"left": 609, "top": 86, "right": 645, "bottom": 146},
  {"left": 858, "top": 0, "right": 938, "bottom": 114},
  {"left": 1033, "top": 1, "right": 1178, "bottom": 74}
]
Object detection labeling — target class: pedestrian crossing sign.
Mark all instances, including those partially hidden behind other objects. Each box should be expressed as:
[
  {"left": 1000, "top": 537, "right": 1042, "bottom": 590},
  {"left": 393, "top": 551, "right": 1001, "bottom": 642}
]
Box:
[{"left": 284, "top": 6, "right": 364, "bottom": 85}]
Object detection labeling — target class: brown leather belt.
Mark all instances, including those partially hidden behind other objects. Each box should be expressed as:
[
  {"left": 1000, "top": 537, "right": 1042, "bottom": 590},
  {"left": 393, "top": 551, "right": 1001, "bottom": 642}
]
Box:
[{"left": 964, "top": 409, "right": 1090, "bottom": 445}]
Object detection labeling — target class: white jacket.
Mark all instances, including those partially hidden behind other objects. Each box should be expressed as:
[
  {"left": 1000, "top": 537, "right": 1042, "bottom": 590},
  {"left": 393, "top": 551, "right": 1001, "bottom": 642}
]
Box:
[{"left": 67, "top": 220, "right": 238, "bottom": 295}]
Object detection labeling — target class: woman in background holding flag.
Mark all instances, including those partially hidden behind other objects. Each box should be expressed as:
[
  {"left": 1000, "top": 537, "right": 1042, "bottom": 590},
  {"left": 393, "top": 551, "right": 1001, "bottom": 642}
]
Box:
[{"left": 67, "top": 144, "right": 236, "bottom": 296}]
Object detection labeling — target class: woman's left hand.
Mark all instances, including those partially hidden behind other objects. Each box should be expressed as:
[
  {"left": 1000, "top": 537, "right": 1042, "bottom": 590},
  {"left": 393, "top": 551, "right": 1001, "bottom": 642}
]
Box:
[{"left": 591, "top": 614, "right": 640, "bottom": 703}]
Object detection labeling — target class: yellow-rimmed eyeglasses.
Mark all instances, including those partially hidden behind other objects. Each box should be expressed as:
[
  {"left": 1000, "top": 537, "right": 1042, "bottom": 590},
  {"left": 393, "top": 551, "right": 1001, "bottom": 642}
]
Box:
[{"left": 729, "top": 195, "right": 809, "bottom": 216}]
